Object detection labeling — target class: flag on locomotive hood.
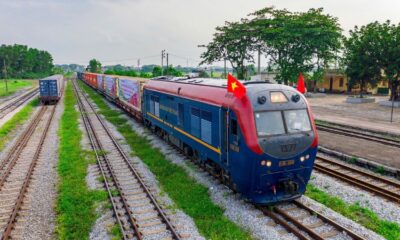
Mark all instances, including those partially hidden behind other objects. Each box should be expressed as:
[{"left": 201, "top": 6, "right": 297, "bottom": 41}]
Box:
[
  {"left": 297, "top": 72, "right": 306, "bottom": 94},
  {"left": 227, "top": 73, "right": 246, "bottom": 99}
]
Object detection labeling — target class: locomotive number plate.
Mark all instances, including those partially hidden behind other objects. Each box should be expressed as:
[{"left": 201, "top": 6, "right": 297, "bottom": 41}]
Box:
[{"left": 279, "top": 160, "right": 295, "bottom": 167}]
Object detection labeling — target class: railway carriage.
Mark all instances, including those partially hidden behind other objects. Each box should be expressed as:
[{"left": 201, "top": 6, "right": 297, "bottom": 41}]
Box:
[
  {"left": 142, "top": 78, "right": 318, "bottom": 204},
  {"left": 117, "top": 76, "right": 148, "bottom": 120},
  {"left": 97, "top": 74, "right": 105, "bottom": 92},
  {"left": 77, "top": 72, "right": 318, "bottom": 204},
  {"left": 104, "top": 75, "right": 118, "bottom": 99},
  {"left": 39, "top": 74, "right": 63, "bottom": 104},
  {"left": 84, "top": 72, "right": 98, "bottom": 88}
]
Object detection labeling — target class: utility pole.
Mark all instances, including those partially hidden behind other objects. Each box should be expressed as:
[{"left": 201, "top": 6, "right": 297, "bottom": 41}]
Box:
[
  {"left": 3, "top": 58, "right": 8, "bottom": 94},
  {"left": 224, "top": 58, "right": 227, "bottom": 79},
  {"left": 257, "top": 46, "right": 261, "bottom": 78},
  {"left": 166, "top": 53, "right": 169, "bottom": 75},
  {"left": 137, "top": 59, "right": 141, "bottom": 71},
  {"left": 161, "top": 50, "right": 165, "bottom": 76},
  {"left": 390, "top": 84, "right": 395, "bottom": 123}
]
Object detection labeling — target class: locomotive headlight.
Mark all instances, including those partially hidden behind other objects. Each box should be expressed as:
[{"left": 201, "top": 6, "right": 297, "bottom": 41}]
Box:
[
  {"left": 261, "top": 160, "right": 272, "bottom": 167},
  {"left": 305, "top": 154, "right": 310, "bottom": 160},
  {"left": 300, "top": 156, "right": 305, "bottom": 162}
]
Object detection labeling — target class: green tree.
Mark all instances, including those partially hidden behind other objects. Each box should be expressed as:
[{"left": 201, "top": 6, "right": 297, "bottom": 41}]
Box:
[
  {"left": 344, "top": 23, "right": 383, "bottom": 97},
  {"left": 152, "top": 66, "right": 162, "bottom": 77},
  {"left": 371, "top": 21, "right": 400, "bottom": 101},
  {"left": 250, "top": 7, "right": 342, "bottom": 85},
  {"left": 0, "top": 44, "right": 53, "bottom": 79},
  {"left": 200, "top": 19, "right": 257, "bottom": 79},
  {"left": 88, "top": 59, "right": 102, "bottom": 73}
]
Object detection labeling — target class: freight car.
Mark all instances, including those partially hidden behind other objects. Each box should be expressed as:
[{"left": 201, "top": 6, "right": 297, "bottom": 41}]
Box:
[
  {"left": 78, "top": 72, "right": 318, "bottom": 204},
  {"left": 39, "top": 74, "right": 64, "bottom": 104}
]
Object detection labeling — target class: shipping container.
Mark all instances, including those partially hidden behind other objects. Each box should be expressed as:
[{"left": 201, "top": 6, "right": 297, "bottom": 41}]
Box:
[
  {"left": 39, "top": 74, "right": 64, "bottom": 104},
  {"left": 117, "top": 77, "right": 148, "bottom": 118},
  {"left": 104, "top": 75, "right": 118, "bottom": 99},
  {"left": 97, "top": 74, "right": 105, "bottom": 92}
]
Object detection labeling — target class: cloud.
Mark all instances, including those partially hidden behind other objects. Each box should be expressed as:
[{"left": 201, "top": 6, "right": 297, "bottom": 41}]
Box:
[{"left": 1, "top": 0, "right": 400, "bottom": 66}]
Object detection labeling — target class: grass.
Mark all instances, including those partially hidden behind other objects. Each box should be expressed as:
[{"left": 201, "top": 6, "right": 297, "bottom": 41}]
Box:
[
  {"left": 0, "top": 98, "right": 39, "bottom": 150},
  {"left": 56, "top": 81, "right": 107, "bottom": 239},
  {"left": 0, "top": 79, "right": 35, "bottom": 97},
  {"left": 306, "top": 184, "right": 400, "bottom": 240},
  {"left": 78, "top": 80, "right": 252, "bottom": 240}
]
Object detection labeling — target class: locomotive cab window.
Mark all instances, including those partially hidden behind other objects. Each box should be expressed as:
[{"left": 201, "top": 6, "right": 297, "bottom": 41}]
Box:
[
  {"left": 255, "top": 109, "right": 312, "bottom": 136},
  {"left": 255, "top": 111, "right": 285, "bottom": 136},
  {"left": 284, "top": 109, "right": 311, "bottom": 133}
]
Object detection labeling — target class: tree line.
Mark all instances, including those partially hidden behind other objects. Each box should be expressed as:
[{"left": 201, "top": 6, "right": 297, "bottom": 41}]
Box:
[
  {"left": 88, "top": 58, "right": 184, "bottom": 78},
  {"left": 0, "top": 44, "right": 54, "bottom": 79},
  {"left": 200, "top": 7, "right": 400, "bottom": 100}
]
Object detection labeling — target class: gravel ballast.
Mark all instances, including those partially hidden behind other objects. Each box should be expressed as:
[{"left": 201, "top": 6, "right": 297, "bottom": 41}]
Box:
[
  {"left": 86, "top": 92, "right": 388, "bottom": 240},
  {"left": 15, "top": 95, "right": 64, "bottom": 239},
  {"left": 81, "top": 96, "right": 204, "bottom": 240},
  {"left": 310, "top": 172, "right": 400, "bottom": 223}
]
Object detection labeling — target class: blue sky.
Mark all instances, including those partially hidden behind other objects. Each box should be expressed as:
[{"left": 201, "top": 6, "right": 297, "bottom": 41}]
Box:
[{"left": 1, "top": 0, "right": 400, "bottom": 67}]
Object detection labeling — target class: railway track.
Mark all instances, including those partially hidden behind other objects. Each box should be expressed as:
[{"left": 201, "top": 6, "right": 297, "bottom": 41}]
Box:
[
  {"left": 72, "top": 79, "right": 182, "bottom": 240},
  {"left": 259, "top": 200, "right": 364, "bottom": 240},
  {"left": 316, "top": 124, "right": 400, "bottom": 148},
  {"left": 315, "top": 156, "right": 400, "bottom": 204},
  {"left": 0, "top": 88, "right": 39, "bottom": 120},
  {"left": 0, "top": 104, "right": 56, "bottom": 239}
]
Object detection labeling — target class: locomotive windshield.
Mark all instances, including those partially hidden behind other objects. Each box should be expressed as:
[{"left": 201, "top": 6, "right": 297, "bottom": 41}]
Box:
[{"left": 255, "top": 109, "right": 312, "bottom": 136}]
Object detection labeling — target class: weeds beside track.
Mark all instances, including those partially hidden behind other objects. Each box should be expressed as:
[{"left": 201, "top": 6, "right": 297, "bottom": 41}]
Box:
[
  {"left": 0, "top": 98, "right": 39, "bottom": 150},
  {"left": 56, "top": 81, "right": 107, "bottom": 239},
  {"left": 306, "top": 184, "right": 400, "bottom": 240},
  {"left": 78, "top": 80, "right": 252, "bottom": 240}
]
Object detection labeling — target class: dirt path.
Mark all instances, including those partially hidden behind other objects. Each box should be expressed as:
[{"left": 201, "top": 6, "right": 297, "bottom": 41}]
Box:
[
  {"left": 309, "top": 95, "right": 400, "bottom": 135},
  {"left": 318, "top": 131, "right": 400, "bottom": 169}
]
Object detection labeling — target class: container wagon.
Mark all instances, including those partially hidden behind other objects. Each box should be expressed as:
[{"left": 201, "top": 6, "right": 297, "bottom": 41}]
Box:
[
  {"left": 97, "top": 74, "right": 105, "bottom": 92},
  {"left": 39, "top": 74, "right": 63, "bottom": 104},
  {"left": 104, "top": 75, "right": 118, "bottom": 99},
  {"left": 116, "top": 76, "right": 148, "bottom": 120}
]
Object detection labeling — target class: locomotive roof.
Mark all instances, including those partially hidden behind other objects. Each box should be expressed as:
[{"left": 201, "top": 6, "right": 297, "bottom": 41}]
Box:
[{"left": 150, "top": 76, "right": 276, "bottom": 89}]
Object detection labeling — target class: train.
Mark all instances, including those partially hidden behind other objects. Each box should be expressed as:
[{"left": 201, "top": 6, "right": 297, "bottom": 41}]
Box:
[
  {"left": 77, "top": 72, "right": 318, "bottom": 205},
  {"left": 39, "top": 74, "right": 64, "bottom": 104}
]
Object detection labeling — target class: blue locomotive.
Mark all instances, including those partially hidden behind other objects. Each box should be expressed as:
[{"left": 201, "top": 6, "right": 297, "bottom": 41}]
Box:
[{"left": 79, "top": 73, "right": 318, "bottom": 204}]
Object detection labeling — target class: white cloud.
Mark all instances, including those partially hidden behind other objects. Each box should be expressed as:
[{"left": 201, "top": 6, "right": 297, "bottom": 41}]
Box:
[{"left": 1, "top": 0, "right": 400, "bottom": 66}]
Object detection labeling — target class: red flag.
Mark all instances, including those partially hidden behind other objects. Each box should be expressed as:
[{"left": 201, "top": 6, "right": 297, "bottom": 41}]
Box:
[
  {"left": 227, "top": 73, "right": 246, "bottom": 99},
  {"left": 297, "top": 72, "right": 306, "bottom": 94}
]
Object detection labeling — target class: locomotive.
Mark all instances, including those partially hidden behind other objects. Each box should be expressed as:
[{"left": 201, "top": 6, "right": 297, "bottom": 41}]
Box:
[{"left": 78, "top": 73, "right": 318, "bottom": 204}]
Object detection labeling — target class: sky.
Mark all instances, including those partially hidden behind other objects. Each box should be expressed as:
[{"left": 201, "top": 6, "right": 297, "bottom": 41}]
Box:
[{"left": 1, "top": 0, "right": 400, "bottom": 67}]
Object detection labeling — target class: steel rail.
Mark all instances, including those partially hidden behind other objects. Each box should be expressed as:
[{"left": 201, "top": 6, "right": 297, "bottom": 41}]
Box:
[
  {"left": 1, "top": 106, "right": 56, "bottom": 240},
  {"left": 315, "top": 157, "right": 400, "bottom": 204},
  {"left": 317, "top": 124, "right": 400, "bottom": 148},
  {"left": 77, "top": 78, "right": 369, "bottom": 239},
  {"left": 72, "top": 81, "right": 135, "bottom": 240},
  {"left": 260, "top": 200, "right": 365, "bottom": 240},
  {"left": 73, "top": 79, "right": 181, "bottom": 240},
  {"left": 0, "top": 106, "right": 47, "bottom": 187},
  {"left": 0, "top": 88, "right": 39, "bottom": 119},
  {"left": 256, "top": 206, "right": 310, "bottom": 240}
]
